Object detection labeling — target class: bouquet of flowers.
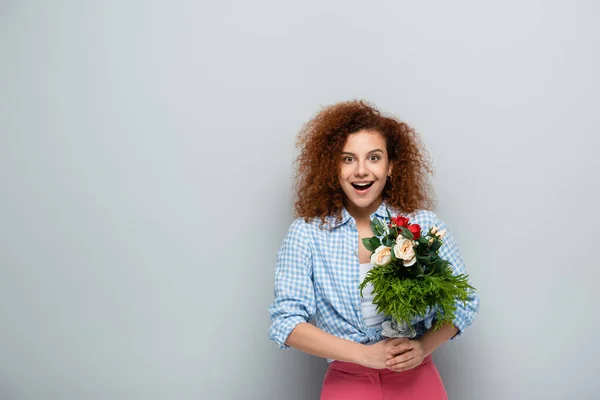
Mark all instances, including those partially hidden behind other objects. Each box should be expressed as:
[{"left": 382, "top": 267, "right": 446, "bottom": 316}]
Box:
[{"left": 359, "top": 212, "right": 475, "bottom": 338}]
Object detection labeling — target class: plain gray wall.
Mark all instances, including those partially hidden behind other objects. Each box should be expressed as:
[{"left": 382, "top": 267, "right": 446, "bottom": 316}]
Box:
[{"left": 1, "top": 1, "right": 599, "bottom": 399}]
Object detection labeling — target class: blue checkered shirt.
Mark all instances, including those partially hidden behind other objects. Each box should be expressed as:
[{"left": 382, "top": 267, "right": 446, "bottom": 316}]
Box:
[{"left": 268, "top": 202, "right": 479, "bottom": 353}]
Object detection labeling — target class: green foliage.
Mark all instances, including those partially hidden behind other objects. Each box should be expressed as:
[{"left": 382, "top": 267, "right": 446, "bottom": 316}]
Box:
[
  {"left": 382, "top": 235, "right": 395, "bottom": 247},
  {"left": 362, "top": 237, "right": 381, "bottom": 252},
  {"left": 360, "top": 215, "right": 475, "bottom": 331},
  {"left": 371, "top": 218, "right": 386, "bottom": 236},
  {"left": 360, "top": 262, "right": 474, "bottom": 330},
  {"left": 398, "top": 227, "right": 414, "bottom": 240}
]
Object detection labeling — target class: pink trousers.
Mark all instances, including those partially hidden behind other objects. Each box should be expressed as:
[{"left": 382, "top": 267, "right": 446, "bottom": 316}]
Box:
[{"left": 320, "top": 355, "right": 447, "bottom": 400}]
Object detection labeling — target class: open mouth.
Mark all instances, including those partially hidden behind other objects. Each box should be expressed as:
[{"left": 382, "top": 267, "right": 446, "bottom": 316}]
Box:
[{"left": 351, "top": 182, "right": 374, "bottom": 191}]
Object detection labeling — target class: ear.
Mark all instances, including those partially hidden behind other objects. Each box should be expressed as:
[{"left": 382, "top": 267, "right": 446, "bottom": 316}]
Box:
[{"left": 387, "top": 165, "right": 393, "bottom": 177}]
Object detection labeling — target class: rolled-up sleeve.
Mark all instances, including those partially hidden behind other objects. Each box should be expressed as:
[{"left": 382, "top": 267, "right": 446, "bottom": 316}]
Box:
[
  {"left": 268, "top": 219, "right": 316, "bottom": 349},
  {"left": 425, "top": 212, "right": 480, "bottom": 337}
]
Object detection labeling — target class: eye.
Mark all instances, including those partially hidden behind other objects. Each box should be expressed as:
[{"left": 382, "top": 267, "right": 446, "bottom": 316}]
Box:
[
  {"left": 369, "top": 154, "right": 381, "bottom": 161},
  {"left": 342, "top": 156, "right": 354, "bottom": 163}
]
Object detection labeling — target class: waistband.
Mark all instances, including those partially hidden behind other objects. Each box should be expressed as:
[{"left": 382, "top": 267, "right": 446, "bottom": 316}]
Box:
[{"left": 329, "top": 354, "right": 433, "bottom": 374}]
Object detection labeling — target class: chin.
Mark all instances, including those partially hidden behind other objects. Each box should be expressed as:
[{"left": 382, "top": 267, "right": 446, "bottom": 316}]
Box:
[{"left": 347, "top": 196, "right": 380, "bottom": 210}]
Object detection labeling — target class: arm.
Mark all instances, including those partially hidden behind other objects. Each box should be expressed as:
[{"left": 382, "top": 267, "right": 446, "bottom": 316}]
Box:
[
  {"left": 287, "top": 322, "right": 409, "bottom": 369},
  {"left": 268, "top": 220, "right": 406, "bottom": 368},
  {"left": 418, "top": 322, "right": 459, "bottom": 356},
  {"left": 285, "top": 322, "right": 365, "bottom": 363}
]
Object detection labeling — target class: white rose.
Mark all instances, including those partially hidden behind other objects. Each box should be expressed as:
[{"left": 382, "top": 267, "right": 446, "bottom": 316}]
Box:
[
  {"left": 370, "top": 246, "right": 392, "bottom": 266},
  {"left": 403, "top": 257, "right": 417, "bottom": 267},
  {"left": 393, "top": 237, "right": 416, "bottom": 267},
  {"left": 431, "top": 226, "right": 439, "bottom": 234},
  {"left": 436, "top": 229, "right": 446, "bottom": 239}
]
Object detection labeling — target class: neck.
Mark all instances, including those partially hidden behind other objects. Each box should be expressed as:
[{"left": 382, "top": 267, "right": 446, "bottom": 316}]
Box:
[{"left": 345, "top": 197, "right": 383, "bottom": 224}]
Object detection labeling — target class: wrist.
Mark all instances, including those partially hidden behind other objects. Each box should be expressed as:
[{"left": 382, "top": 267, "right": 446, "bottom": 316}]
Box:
[
  {"left": 353, "top": 342, "right": 369, "bottom": 366},
  {"left": 417, "top": 337, "right": 433, "bottom": 357}
]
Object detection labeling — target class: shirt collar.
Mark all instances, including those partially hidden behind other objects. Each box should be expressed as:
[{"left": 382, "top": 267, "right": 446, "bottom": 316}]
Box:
[{"left": 329, "top": 201, "right": 393, "bottom": 228}]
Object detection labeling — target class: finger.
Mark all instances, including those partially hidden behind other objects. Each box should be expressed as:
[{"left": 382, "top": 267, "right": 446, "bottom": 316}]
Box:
[
  {"left": 393, "top": 356, "right": 425, "bottom": 373},
  {"left": 386, "top": 351, "right": 415, "bottom": 368},
  {"left": 388, "top": 341, "right": 414, "bottom": 357},
  {"left": 391, "top": 360, "right": 416, "bottom": 373},
  {"left": 385, "top": 340, "right": 409, "bottom": 358}
]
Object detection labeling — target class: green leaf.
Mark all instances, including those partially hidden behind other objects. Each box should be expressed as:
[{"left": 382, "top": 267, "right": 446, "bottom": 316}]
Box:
[
  {"left": 362, "top": 237, "right": 382, "bottom": 252},
  {"left": 371, "top": 218, "right": 385, "bottom": 236},
  {"left": 416, "top": 253, "right": 433, "bottom": 261},
  {"left": 369, "top": 237, "right": 382, "bottom": 251},
  {"left": 382, "top": 235, "right": 395, "bottom": 247},
  {"left": 390, "top": 247, "right": 397, "bottom": 261},
  {"left": 362, "top": 237, "right": 378, "bottom": 252},
  {"left": 430, "top": 240, "right": 442, "bottom": 252},
  {"left": 399, "top": 227, "right": 414, "bottom": 240},
  {"left": 413, "top": 264, "right": 425, "bottom": 277},
  {"left": 417, "top": 237, "right": 429, "bottom": 246}
]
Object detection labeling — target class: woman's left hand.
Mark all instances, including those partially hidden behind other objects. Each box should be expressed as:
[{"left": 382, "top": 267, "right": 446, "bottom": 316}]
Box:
[{"left": 385, "top": 339, "right": 428, "bottom": 372}]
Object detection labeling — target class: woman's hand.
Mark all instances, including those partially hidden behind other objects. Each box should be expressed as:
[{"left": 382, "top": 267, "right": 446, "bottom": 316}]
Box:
[
  {"left": 385, "top": 339, "right": 428, "bottom": 372},
  {"left": 359, "top": 338, "right": 410, "bottom": 369}
]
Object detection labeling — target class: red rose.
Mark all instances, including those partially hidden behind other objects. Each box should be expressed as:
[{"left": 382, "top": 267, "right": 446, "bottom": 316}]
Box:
[
  {"left": 407, "top": 224, "right": 421, "bottom": 240},
  {"left": 391, "top": 216, "right": 410, "bottom": 228}
]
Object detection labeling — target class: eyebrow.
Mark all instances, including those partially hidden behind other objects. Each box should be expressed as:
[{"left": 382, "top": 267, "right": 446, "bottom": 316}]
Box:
[{"left": 341, "top": 149, "right": 384, "bottom": 156}]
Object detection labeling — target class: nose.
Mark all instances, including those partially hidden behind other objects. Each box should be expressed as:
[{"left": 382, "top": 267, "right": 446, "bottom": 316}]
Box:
[{"left": 354, "top": 160, "right": 368, "bottom": 177}]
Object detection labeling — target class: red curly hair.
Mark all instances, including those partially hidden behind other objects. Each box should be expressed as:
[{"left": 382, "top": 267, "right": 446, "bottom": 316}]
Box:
[{"left": 294, "top": 100, "right": 435, "bottom": 224}]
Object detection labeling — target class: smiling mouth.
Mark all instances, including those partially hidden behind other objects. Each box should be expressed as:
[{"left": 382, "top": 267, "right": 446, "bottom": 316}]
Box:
[{"left": 351, "top": 182, "right": 374, "bottom": 190}]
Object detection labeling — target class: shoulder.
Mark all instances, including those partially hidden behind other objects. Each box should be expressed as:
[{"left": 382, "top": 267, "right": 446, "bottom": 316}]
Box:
[
  {"left": 278, "top": 217, "right": 323, "bottom": 260},
  {"left": 286, "top": 217, "right": 320, "bottom": 233},
  {"left": 282, "top": 217, "right": 323, "bottom": 244},
  {"left": 289, "top": 214, "right": 335, "bottom": 232}
]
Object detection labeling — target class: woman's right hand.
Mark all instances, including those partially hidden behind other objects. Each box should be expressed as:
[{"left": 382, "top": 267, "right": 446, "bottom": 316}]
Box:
[{"left": 359, "top": 338, "right": 410, "bottom": 369}]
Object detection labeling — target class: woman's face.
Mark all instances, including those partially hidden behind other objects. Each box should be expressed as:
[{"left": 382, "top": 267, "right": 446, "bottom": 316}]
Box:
[{"left": 338, "top": 130, "right": 392, "bottom": 216}]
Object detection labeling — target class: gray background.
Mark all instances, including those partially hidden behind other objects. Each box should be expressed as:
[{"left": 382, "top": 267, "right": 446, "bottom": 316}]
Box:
[{"left": 1, "top": 1, "right": 599, "bottom": 399}]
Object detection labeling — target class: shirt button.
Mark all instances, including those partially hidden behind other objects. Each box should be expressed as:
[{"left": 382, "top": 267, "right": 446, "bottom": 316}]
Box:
[
  {"left": 355, "top": 306, "right": 360, "bottom": 311},
  {"left": 353, "top": 277, "right": 357, "bottom": 281}
]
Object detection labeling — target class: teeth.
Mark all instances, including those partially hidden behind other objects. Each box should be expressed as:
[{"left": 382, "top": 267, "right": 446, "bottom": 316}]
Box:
[{"left": 354, "top": 182, "right": 371, "bottom": 186}]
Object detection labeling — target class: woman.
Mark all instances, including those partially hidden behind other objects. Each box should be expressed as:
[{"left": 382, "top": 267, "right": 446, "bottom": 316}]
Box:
[{"left": 268, "top": 100, "right": 479, "bottom": 399}]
